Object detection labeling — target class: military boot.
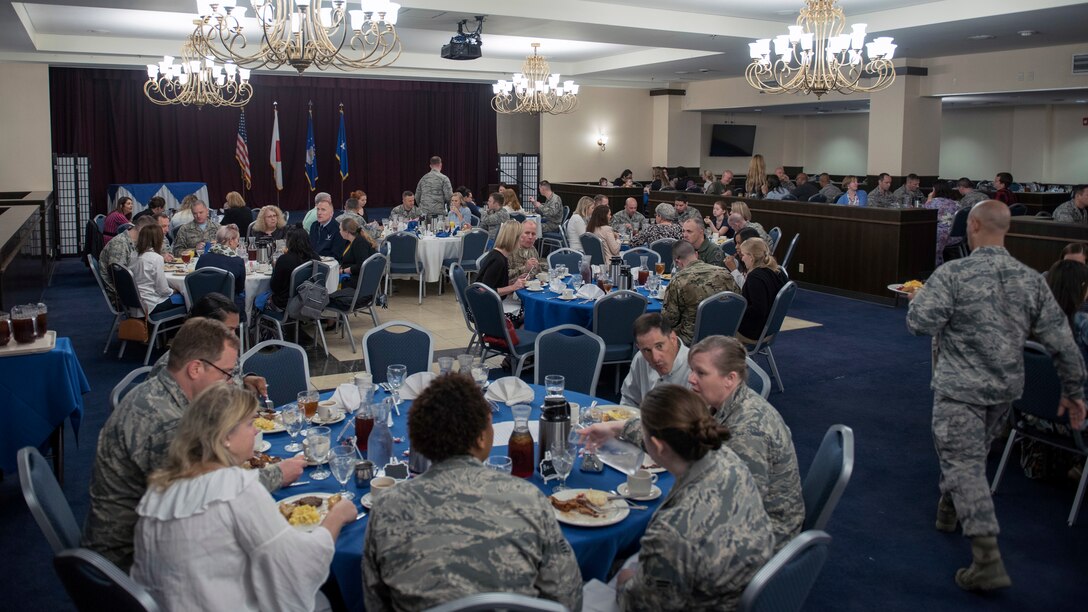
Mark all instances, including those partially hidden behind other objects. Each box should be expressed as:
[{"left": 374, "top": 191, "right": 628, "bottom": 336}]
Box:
[
  {"left": 955, "top": 536, "right": 1012, "bottom": 591},
  {"left": 936, "top": 494, "right": 958, "bottom": 532}
]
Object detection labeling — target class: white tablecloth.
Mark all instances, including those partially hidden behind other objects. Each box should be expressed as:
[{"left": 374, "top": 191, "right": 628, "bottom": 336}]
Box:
[
  {"left": 166, "top": 258, "right": 340, "bottom": 319},
  {"left": 414, "top": 236, "right": 461, "bottom": 283}
]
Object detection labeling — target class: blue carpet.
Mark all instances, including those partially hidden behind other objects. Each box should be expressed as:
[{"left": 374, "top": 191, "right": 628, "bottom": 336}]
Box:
[{"left": 1, "top": 260, "right": 1085, "bottom": 610}]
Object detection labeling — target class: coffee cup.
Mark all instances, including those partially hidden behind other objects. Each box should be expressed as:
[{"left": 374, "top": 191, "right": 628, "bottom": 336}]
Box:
[
  {"left": 370, "top": 476, "right": 397, "bottom": 498},
  {"left": 317, "top": 400, "right": 337, "bottom": 421},
  {"left": 253, "top": 430, "right": 264, "bottom": 450},
  {"left": 355, "top": 460, "right": 376, "bottom": 487},
  {"left": 536, "top": 272, "right": 550, "bottom": 282},
  {"left": 561, "top": 288, "right": 574, "bottom": 299},
  {"left": 626, "top": 469, "right": 658, "bottom": 497},
  {"left": 528, "top": 279, "right": 542, "bottom": 290}
]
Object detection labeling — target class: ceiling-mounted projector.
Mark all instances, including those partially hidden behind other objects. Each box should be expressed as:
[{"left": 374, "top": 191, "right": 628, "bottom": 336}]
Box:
[{"left": 442, "top": 16, "right": 484, "bottom": 61}]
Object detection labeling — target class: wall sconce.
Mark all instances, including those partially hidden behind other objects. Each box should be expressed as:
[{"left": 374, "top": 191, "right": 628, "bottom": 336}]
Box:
[{"left": 596, "top": 132, "right": 608, "bottom": 151}]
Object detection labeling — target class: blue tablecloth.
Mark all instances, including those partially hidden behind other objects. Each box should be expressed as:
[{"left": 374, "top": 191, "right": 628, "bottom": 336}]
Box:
[
  {"left": 517, "top": 281, "right": 664, "bottom": 332},
  {"left": 268, "top": 385, "right": 671, "bottom": 611},
  {"left": 107, "top": 182, "right": 209, "bottom": 213},
  {"left": 0, "top": 338, "right": 90, "bottom": 473}
]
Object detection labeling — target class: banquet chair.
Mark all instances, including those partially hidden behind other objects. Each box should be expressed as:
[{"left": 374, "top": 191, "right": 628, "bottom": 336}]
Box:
[
  {"left": 93, "top": 214, "right": 106, "bottom": 234},
  {"left": 943, "top": 207, "right": 971, "bottom": 262},
  {"left": 745, "top": 281, "right": 797, "bottom": 393},
  {"left": 245, "top": 220, "right": 258, "bottom": 238},
  {"left": 579, "top": 232, "right": 606, "bottom": 266},
  {"left": 746, "top": 357, "right": 772, "bottom": 400},
  {"left": 539, "top": 207, "right": 570, "bottom": 254},
  {"left": 325, "top": 252, "right": 387, "bottom": 353},
  {"left": 780, "top": 234, "right": 800, "bottom": 275},
  {"left": 721, "top": 239, "right": 736, "bottom": 257},
  {"left": 547, "top": 248, "right": 583, "bottom": 273},
  {"left": 511, "top": 212, "right": 527, "bottom": 223},
  {"left": 692, "top": 291, "right": 747, "bottom": 344},
  {"left": 649, "top": 238, "right": 677, "bottom": 274},
  {"left": 362, "top": 321, "right": 434, "bottom": 384},
  {"left": 516, "top": 324, "right": 605, "bottom": 396},
  {"left": 991, "top": 342, "right": 1088, "bottom": 525},
  {"left": 17, "top": 447, "right": 81, "bottom": 554},
  {"left": 110, "top": 366, "right": 153, "bottom": 412},
  {"left": 425, "top": 593, "right": 567, "bottom": 612},
  {"left": 88, "top": 254, "right": 126, "bottom": 356},
  {"left": 468, "top": 213, "right": 480, "bottom": 227},
  {"left": 440, "top": 229, "right": 488, "bottom": 295},
  {"left": 621, "top": 247, "right": 659, "bottom": 270},
  {"left": 736, "top": 530, "right": 832, "bottom": 612},
  {"left": 240, "top": 340, "right": 312, "bottom": 408},
  {"left": 110, "top": 264, "right": 188, "bottom": 366},
  {"left": 251, "top": 208, "right": 261, "bottom": 222},
  {"left": 767, "top": 226, "right": 783, "bottom": 255},
  {"left": 592, "top": 290, "right": 648, "bottom": 391},
  {"left": 464, "top": 283, "right": 538, "bottom": 374},
  {"left": 384, "top": 231, "right": 425, "bottom": 304},
  {"left": 54, "top": 549, "right": 161, "bottom": 612},
  {"left": 256, "top": 261, "right": 332, "bottom": 356},
  {"left": 449, "top": 264, "right": 479, "bottom": 354},
  {"left": 182, "top": 267, "right": 234, "bottom": 311},
  {"left": 802, "top": 424, "right": 855, "bottom": 531}
]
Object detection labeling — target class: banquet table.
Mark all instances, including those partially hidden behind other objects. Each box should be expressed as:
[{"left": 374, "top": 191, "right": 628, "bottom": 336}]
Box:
[
  {"left": 414, "top": 235, "right": 461, "bottom": 283},
  {"left": 517, "top": 280, "right": 665, "bottom": 333},
  {"left": 267, "top": 384, "right": 671, "bottom": 612},
  {"left": 107, "top": 182, "right": 209, "bottom": 214},
  {"left": 0, "top": 338, "right": 90, "bottom": 474}
]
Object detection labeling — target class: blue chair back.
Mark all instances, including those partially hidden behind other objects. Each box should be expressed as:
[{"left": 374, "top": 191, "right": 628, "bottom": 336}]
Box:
[
  {"left": 592, "top": 290, "right": 647, "bottom": 360},
  {"left": 780, "top": 234, "right": 800, "bottom": 271},
  {"left": 768, "top": 226, "right": 782, "bottom": 254},
  {"left": 802, "top": 425, "right": 855, "bottom": 531},
  {"left": 450, "top": 263, "right": 475, "bottom": 326},
  {"left": 464, "top": 283, "right": 517, "bottom": 353},
  {"left": 547, "top": 248, "right": 584, "bottom": 272},
  {"left": 693, "top": 291, "right": 747, "bottom": 344},
  {"left": 183, "top": 266, "right": 235, "bottom": 309},
  {"left": 511, "top": 212, "right": 527, "bottom": 223},
  {"left": 385, "top": 232, "right": 420, "bottom": 273},
  {"left": 751, "top": 281, "right": 797, "bottom": 352},
  {"left": 425, "top": 592, "right": 568, "bottom": 612},
  {"left": 746, "top": 357, "right": 772, "bottom": 399},
  {"left": 580, "top": 232, "right": 606, "bottom": 265},
  {"left": 722, "top": 239, "right": 737, "bottom": 257},
  {"left": 362, "top": 321, "right": 435, "bottom": 383},
  {"left": 948, "top": 206, "right": 971, "bottom": 241},
  {"left": 737, "top": 531, "right": 832, "bottom": 612},
  {"left": 649, "top": 239, "right": 676, "bottom": 273},
  {"left": 468, "top": 214, "right": 480, "bottom": 227},
  {"left": 290, "top": 260, "right": 329, "bottom": 296},
  {"left": 94, "top": 214, "right": 106, "bottom": 234},
  {"left": 54, "top": 549, "right": 161, "bottom": 612},
  {"left": 352, "top": 253, "right": 387, "bottom": 307},
  {"left": 17, "top": 447, "right": 81, "bottom": 555},
  {"left": 110, "top": 366, "right": 153, "bottom": 411},
  {"left": 459, "top": 229, "right": 489, "bottom": 271},
  {"left": 534, "top": 325, "right": 605, "bottom": 395},
  {"left": 110, "top": 264, "right": 147, "bottom": 314},
  {"left": 621, "top": 247, "right": 659, "bottom": 270},
  {"left": 1016, "top": 341, "right": 1068, "bottom": 423},
  {"left": 240, "top": 340, "right": 311, "bottom": 407}
]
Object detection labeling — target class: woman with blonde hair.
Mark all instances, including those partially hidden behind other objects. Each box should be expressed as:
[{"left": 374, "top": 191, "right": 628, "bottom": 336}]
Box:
[
  {"left": 447, "top": 192, "right": 470, "bottom": 228},
  {"left": 132, "top": 383, "right": 356, "bottom": 611},
  {"left": 252, "top": 205, "right": 288, "bottom": 246},
  {"left": 170, "top": 194, "right": 198, "bottom": 230},
  {"left": 221, "top": 191, "right": 253, "bottom": 230},
  {"left": 336, "top": 217, "right": 377, "bottom": 288},
  {"left": 566, "top": 196, "right": 596, "bottom": 252},
  {"left": 503, "top": 189, "right": 522, "bottom": 213},
  {"left": 745, "top": 154, "right": 768, "bottom": 198},
  {"left": 476, "top": 220, "right": 527, "bottom": 298},
  {"left": 835, "top": 175, "right": 867, "bottom": 207},
  {"left": 737, "top": 237, "right": 788, "bottom": 343}
]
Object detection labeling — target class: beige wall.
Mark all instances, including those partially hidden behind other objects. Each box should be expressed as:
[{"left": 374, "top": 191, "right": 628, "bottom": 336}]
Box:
[
  {"left": 923, "top": 43, "right": 1088, "bottom": 97},
  {"left": 497, "top": 112, "right": 540, "bottom": 154},
  {"left": 699, "top": 112, "right": 869, "bottom": 176},
  {"left": 0, "top": 63, "right": 52, "bottom": 190},
  {"left": 540, "top": 86, "right": 653, "bottom": 182}
]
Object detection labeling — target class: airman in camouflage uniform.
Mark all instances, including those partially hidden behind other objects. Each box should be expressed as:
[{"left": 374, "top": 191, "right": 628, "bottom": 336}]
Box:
[
  {"left": 537, "top": 182, "right": 564, "bottom": 233},
  {"left": 681, "top": 218, "right": 726, "bottom": 267},
  {"left": 958, "top": 189, "right": 987, "bottom": 209},
  {"left": 662, "top": 241, "right": 737, "bottom": 345},
  {"left": 415, "top": 156, "right": 453, "bottom": 218},
  {"left": 509, "top": 220, "right": 541, "bottom": 277},
  {"left": 98, "top": 227, "right": 137, "bottom": 303},
  {"left": 390, "top": 192, "right": 423, "bottom": 225},
  {"left": 673, "top": 196, "right": 702, "bottom": 225},
  {"left": 1051, "top": 186, "right": 1088, "bottom": 224},
  {"left": 868, "top": 187, "right": 899, "bottom": 208},
  {"left": 893, "top": 181, "right": 925, "bottom": 207},
  {"left": 479, "top": 198, "right": 510, "bottom": 242},
  {"left": 618, "top": 447, "right": 774, "bottom": 610},
  {"left": 611, "top": 198, "right": 648, "bottom": 235},
  {"left": 172, "top": 217, "right": 220, "bottom": 256},
  {"left": 907, "top": 200, "right": 1086, "bottom": 590}
]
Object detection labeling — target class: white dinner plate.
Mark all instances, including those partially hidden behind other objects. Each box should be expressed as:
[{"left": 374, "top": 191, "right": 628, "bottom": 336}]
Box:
[
  {"left": 558, "top": 295, "right": 578, "bottom": 301},
  {"left": 256, "top": 414, "right": 287, "bottom": 434},
  {"left": 887, "top": 283, "right": 912, "bottom": 296},
  {"left": 617, "top": 483, "right": 662, "bottom": 501},
  {"left": 550, "top": 489, "right": 630, "bottom": 527},
  {"left": 589, "top": 405, "right": 640, "bottom": 423},
  {"left": 255, "top": 440, "right": 271, "bottom": 453},
  {"left": 526, "top": 287, "right": 545, "bottom": 292},
  {"left": 277, "top": 492, "right": 340, "bottom": 532}
]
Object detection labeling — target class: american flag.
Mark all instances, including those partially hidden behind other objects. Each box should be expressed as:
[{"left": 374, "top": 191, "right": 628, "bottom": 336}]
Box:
[{"left": 235, "top": 110, "right": 252, "bottom": 190}]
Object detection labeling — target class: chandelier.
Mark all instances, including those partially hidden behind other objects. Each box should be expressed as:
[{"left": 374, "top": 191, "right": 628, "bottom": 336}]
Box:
[
  {"left": 746, "top": 0, "right": 897, "bottom": 98},
  {"left": 192, "top": 0, "right": 401, "bottom": 74},
  {"left": 144, "top": 36, "right": 254, "bottom": 107},
  {"left": 492, "top": 43, "right": 579, "bottom": 115}
]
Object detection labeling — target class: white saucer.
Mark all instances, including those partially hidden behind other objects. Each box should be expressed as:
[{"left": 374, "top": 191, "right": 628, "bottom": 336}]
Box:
[
  {"left": 558, "top": 295, "right": 577, "bottom": 301},
  {"left": 256, "top": 440, "right": 271, "bottom": 453},
  {"left": 617, "top": 483, "right": 662, "bottom": 501},
  {"left": 526, "top": 287, "right": 545, "bottom": 292},
  {"left": 360, "top": 493, "right": 374, "bottom": 509}
]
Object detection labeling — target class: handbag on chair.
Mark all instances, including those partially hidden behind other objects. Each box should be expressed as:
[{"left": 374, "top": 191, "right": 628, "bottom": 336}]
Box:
[{"left": 118, "top": 317, "right": 150, "bottom": 343}]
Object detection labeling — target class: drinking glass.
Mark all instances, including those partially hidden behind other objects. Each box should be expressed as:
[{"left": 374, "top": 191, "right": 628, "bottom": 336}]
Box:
[
  {"left": 307, "top": 426, "right": 332, "bottom": 481},
  {"left": 456, "top": 353, "right": 474, "bottom": 373},
  {"left": 10, "top": 305, "right": 36, "bottom": 344},
  {"left": 485, "top": 455, "right": 513, "bottom": 473},
  {"left": 545, "top": 375, "right": 565, "bottom": 397},
  {"left": 0, "top": 313, "right": 10, "bottom": 347},
  {"left": 550, "top": 442, "right": 574, "bottom": 492},
  {"left": 354, "top": 403, "right": 375, "bottom": 453},
  {"left": 283, "top": 403, "right": 305, "bottom": 453},
  {"left": 34, "top": 303, "right": 48, "bottom": 337},
  {"left": 298, "top": 390, "right": 319, "bottom": 421},
  {"left": 329, "top": 446, "right": 357, "bottom": 500},
  {"left": 571, "top": 275, "right": 584, "bottom": 291},
  {"left": 387, "top": 364, "right": 407, "bottom": 401},
  {"left": 471, "top": 362, "right": 489, "bottom": 387},
  {"left": 438, "top": 356, "right": 454, "bottom": 374}
]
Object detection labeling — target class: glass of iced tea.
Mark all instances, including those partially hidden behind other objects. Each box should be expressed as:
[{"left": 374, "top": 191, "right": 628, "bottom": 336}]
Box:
[
  {"left": 0, "top": 313, "right": 10, "bottom": 346},
  {"left": 181, "top": 251, "right": 193, "bottom": 264},
  {"left": 354, "top": 403, "right": 375, "bottom": 452},
  {"left": 298, "top": 390, "right": 319, "bottom": 420},
  {"left": 35, "top": 303, "right": 48, "bottom": 337},
  {"left": 11, "top": 305, "right": 36, "bottom": 344},
  {"left": 655, "top": 262, "right": 665, "bottom": 275}
]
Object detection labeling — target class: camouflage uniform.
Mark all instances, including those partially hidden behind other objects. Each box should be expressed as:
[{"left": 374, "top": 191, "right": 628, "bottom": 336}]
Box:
[
  {"left": 618, "top": 448, "right": 774, "bottom": 611},
  {"left": 415, "top": 169, "right": 453, "bottom": 218},
  {"left": 82, "top": 369, "right": 283, "bottom": 570},
  {"left": 172, "top": 220, "right": 221, "bottom": 256},
  {"left": 336, "top": 211, "right": 367, "bottom": 227},
  {"left": 958, "top": 190, "right": 987, "bottom": 209},
  {"left": 693, "top": 238, "right": 726, "bottom": 268},
  {"left": 1051, "top": 200, "right": 1087, "bottom": 224},
  {"left": 675, "top": 207, "right": 702, "bottom": 225},
  {"left": 611, "top": 210, "right": 647, "bottom": 235},
  {"left": 662, "top": 261, "right": 737, "bottom": 345},
  {"left": 509, "top": 245, "right": 540, "bottom": 278},
  {"left": 893, "top": 184, "right": 925, "bottom": 207},
  {"left": 479, "top": 208, "right": 510, "bottom": 241},
  {"left": 744, "top": 221, "right": 772, "bottom": 245},
  {"left": 98, "top": 230, "right": 136, "bottom": 303},
  {"left": 389, "top": 205, "right": 423, "bottom": 224},
  {"left": 819, "top": 184, "right": 843, "bottom": 202},
  {"left": 538, "top": 193, "right": 565, "bottom": 233},
  {"left": 907, "top": 245, "right": 1085, "bottom": 537},
  {"left": 363, "top": 456, "right": 582, "bottom": 611},
  {"left": 867, "top": 188, "right": 899, "bottom": 209},
  {"left": 630, "top": 222, "right": 683, "bottom": 248}
]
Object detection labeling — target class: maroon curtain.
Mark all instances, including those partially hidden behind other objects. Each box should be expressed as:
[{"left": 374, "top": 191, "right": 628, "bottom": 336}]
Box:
[{"left": 49, "top": 67, "right": 498, "bottom": 215}]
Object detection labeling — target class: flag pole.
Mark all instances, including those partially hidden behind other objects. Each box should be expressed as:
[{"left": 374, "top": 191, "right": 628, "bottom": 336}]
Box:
[{"left": 339, "top": 102, "right": 345, "bottom": 206}]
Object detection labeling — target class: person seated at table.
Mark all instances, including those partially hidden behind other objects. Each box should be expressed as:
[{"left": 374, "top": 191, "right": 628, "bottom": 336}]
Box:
[
  {"left": 309, "top": 199, "right": 346, "bottom": 259},
  {"left": 477, "top": 220, "right": 527, "bottom": 300},
  {"left": 131, "top": 383, "right": 354, "bottom": 611},
  {"left": 663, "top": 241, "right": 736, "bottom": 346},
  {"left": 726, "top": 211, "right": 770, "bottom": 245},
  {"left": 566, "top": 196, "right": 595, "bottom": 252},
  {"left": 337, "top": 195, "right": 367, "bottom": 226},
  {"left": 682, "top": 218, "right": 726, "bottom": 267},
  {"left": 170, "top": 194, "right": 197, "bottom": 231},
  {"left": 447, "top": 192, "right": 471, "bottom": 229},
  {"left": 835, "top": 175, "right": 868, "bottom": 207},
  {"left": 723, "top": 227, "right": 761, "bottom": 289},
  {"left": 480, "top": 192, "right": 511, "bottom": 242},
  {"left": 631, "top": 203, "right": 683, "bottom": 248},
  {"left": 104, "top": 196, "right": 133, "bottom": 243},
  {"left": 99, "top": 216, "right": 155, "bottom": 304},
  {"left": 153, "top": 213, "right": 176, "bottom": 262},
  {"left": 762, "top": 175, "right": 791, "bottom": 200},
  {"left": 173, "top": 200, "right": 221, "bottom": 257},
  {"left": 737, "top": 238, "right": 788, "bottom": 345},
  {"left": 620, "top": 313, "right": 691, "bottom": 406},
  {"left": 390, "top": 191, "right": 424, "bottom": 225},
  {"left": 364, "top": 373, "right": 582, "bottom": 610},
  {"left": 84, "top": 318, "right": 303, "bottom": 571},
  {"left": 586, "top": 205, "right": 621, "bottom": 259},
  {"left": 612, "top": 197, "right": 648, "bottom": 236},
  {"left": 924, "top": 181, "right": 963, "bottom": 266},
  {"left": 130, "top": 224, "right": 180, "bottom": 315},
  {"left": 615, "top": 168, "right": 634, "bottom": 187},
  {"left": 220, "top": 191, "right": 253, "bottom": 231},
  {"left": 504, "top": 189, "right": 523, "bottom": 214},
  {"left": 704, "top": 200, "right": 731, "bottom": 238},
  {"left": 252, "top": 205, "right": 288, "bottom": 248},
  {"left": 336, "top": 217, "right": 377, "bottom": 287},
  {"left": 509, "top": 219, "right": 541, "bottom": 278},
  {"left": 194, "top": 224, "right": 247, "bottom": 314},
  {"left": 132, "top": 196, "right": 165, "bottom": 224},
  {"left": 456, "top": 185, "right": 481, "bottom": 218},
  {"left": 267, "top": 227, "right": 321, "bottom": 312},
  {"left": 613, "top": 384, "right": 774, "bottom": 609}
]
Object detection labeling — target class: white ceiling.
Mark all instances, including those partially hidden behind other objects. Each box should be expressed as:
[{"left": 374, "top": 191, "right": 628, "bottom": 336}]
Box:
[{"left": 1, "top": 0, "right": 1086, "bottom": 104}]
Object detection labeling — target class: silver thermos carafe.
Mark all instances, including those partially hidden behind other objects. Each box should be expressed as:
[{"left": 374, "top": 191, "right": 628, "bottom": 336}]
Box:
[{"left": 537, "top": 396, "right": 571, "bottom": 468}]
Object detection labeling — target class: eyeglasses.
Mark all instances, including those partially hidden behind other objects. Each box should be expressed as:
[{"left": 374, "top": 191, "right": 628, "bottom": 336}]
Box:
[{"left": 201, "top": 359, "right": 239, "bottom": 381}]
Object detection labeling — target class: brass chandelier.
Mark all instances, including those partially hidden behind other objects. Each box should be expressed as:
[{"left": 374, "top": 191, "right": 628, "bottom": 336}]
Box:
[
  {"left": 746, "top": 0, "right": 897, "bottom": 98},
  {"left": 193, "top": 0, "right": 402, "bottom": 74},
  {"left": 144, "top": 36, "right": 254, "bottom": 107},
  {"left": 492, "top": 43, "right": 579, "bottom": 115}
]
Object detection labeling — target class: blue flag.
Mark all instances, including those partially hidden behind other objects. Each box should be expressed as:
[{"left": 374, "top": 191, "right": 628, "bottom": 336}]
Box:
[
  {"left": 336, "top": 106, "right": 348, "bottom": 182},
  {"left": 305, "top": 105, "right": 318, "bottom": 191}
]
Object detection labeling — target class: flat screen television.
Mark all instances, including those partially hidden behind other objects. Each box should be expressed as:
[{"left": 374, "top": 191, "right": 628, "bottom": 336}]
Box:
[{"left": 709, "top": 124, "right": 757, "bottom": 157}]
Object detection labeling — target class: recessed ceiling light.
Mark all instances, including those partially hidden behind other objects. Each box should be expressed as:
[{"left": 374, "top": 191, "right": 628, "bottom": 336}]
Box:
[
  {"left": 968, "top": 34, "right": 995, "bottom": 40},
  {"left": 1017, "top": 30, "right": 1038, "bottom": 37},
  {"left": 1077, "top": 100, "right": 1088, "bottom": 104}
]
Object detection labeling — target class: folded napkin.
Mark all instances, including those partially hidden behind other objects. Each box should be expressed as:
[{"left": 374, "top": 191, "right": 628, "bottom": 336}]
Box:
[
  {"left": 485, "top": 376, "right": 535, "bottom": 405},
  {"left": 436, "top": 231, "right": 450, "bottom": 238},
  {"left": 329, "top": 383, "right": 359, "bottom": 411},
  {"left": 576, "top": 284, "right": 605, "bottom": 301},
  {"left": 399, "top": 371, "right": 436, "bottom": 400},
  {"left": 591, "top": 264, "right": 601, "bottom": 275},
  {"left": 581, "top": 580, "right": 620, "bottom": 612},
  {"left": 548, "top": 278, "right": 567, "bottom": 293}
]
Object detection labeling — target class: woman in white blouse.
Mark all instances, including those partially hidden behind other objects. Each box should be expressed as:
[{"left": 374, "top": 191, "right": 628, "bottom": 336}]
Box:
[
  {"left": 132, "top": 383, "right": 356, "bottom": 612},
  {"left": 565, "top": 196, "right": 596, "bottom": 253},
  {"left": 130, "top": 224, "right": 178, "bottom": 315}
]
